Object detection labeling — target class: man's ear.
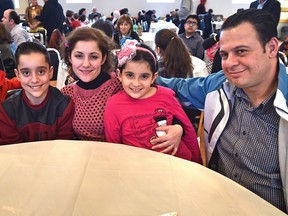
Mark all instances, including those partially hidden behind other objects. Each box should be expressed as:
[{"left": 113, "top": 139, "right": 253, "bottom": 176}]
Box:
[{"left": 267, "top": 37, "right": 279, "bottom": 58}]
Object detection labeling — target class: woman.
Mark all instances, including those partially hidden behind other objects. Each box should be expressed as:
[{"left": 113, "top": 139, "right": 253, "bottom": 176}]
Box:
[
  {"left": 113, "top": 14, "right": 140, "bottom": 48},
  {"left": 0, "top": 22, "right": 16, "bottom": 79},
  {"left": 61, "top": 27, "right": 182, "bottom": 154}
]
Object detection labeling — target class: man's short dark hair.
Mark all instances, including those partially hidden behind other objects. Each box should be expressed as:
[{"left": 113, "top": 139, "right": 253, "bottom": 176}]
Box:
[
  {"left": 221, "top": 9, "right": 277, "bottom": 50},
  {"left": 9, "top": 10, "right": 20, "bottom": 24}
]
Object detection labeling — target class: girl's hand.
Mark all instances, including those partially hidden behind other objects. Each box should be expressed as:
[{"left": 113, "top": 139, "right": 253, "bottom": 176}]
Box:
[{"left": 150, "top": 125, "right": 183, "bottom": 155}]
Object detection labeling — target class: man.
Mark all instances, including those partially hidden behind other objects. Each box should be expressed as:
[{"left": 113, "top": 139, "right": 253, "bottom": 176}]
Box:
[
  {"left": 173, "top": 0, "right": 193, "bottom": 34},
  {"left": 250, "top": 0, "right": 281, "bottom": 26},
  {"left": 35, "top": 0, "right": 65, "bottom": 45},
  {"left": 88, "top": 7, "right": 101, "bottom": 22},
  {"left": 2, "top": 9, "right": 32, "bottom": 51},
  {"left": 156, "top": 9, "right": 288, "bottom": 213},
  {"left": 179, "top": 14, "right": 204, "bottom": 59}
]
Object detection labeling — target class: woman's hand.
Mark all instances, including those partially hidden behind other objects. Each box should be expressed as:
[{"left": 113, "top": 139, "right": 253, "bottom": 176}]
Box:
[{"left": 150, "top": 124, "right": 183, "bottom": 155}]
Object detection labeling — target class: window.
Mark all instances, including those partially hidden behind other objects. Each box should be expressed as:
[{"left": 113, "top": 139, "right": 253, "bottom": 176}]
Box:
[
  {"left": 232, "top": 0, "right": 251, "bottom": 3},
  {"left": 147, "top": 0, "right": 175, "bottom": 2},
  {"left": 66, "top": 0, "right": 92, "bottom": 3},
  {"left": 14, "top": 0, "right": 19, "bottom": 8}
]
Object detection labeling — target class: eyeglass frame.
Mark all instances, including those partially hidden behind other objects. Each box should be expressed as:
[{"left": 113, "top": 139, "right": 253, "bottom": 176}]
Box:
[{"left": 185, "top": 21, "right": 198, "bottom": 27}]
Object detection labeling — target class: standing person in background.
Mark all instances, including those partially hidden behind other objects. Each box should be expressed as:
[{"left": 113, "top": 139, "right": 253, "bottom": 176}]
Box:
[
  {"left": 196, "top": 0, "right": 207, "bottom": 15},
  {"left": 0, "top": 0, "right": 14, "bottom": 21},
  {"left": 156, "top": 9, "right": 288, "bottom": 213},
  {"left": 172, "top": 0, "right": 194, "bottom": 34},
  {"left": 25, "top": 0, "right": 43, "bottom": 33},
  {"left": 35, "top": 0, "right": 65, "bottom": 45},
  {"left": 202, "top": 8, "right": 213, "bottom": 39},
  {"left": 249, "top": 0, "right": 281, "bottom": 26}
]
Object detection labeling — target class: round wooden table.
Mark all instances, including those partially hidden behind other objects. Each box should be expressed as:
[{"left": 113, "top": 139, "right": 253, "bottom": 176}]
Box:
[{"left": 0, "top": 140, "right": 285, "bottom": 216}]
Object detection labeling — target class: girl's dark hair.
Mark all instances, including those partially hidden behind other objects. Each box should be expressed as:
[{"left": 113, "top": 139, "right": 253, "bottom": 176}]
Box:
[
  {"left": 155, "top": 29, "right": 193, "bottom": 78},
  {"left": 15, "top": 42, "right": 51, "bottom": 68},
  {"left": 62, "top": 27, "right": 113, "bottom": 74},
  {"left": 119, "top": 43, "right": 158, "bottom": 75}
]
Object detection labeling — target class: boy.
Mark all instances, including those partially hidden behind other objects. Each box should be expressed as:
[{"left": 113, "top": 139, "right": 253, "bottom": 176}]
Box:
[{"left": 0, "top": 42, "right": 75, "bottom": 144}]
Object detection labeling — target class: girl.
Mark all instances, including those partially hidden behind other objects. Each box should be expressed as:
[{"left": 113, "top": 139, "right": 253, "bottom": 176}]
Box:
[
  {"left": 104, "top": 40, "right": 202, "bottom": 163},
  {"left": 113, "top": 14, "right": 141, "bottom": 48},
  {"left": 155, "top": 28, "right": 208, "bottom": 78}
]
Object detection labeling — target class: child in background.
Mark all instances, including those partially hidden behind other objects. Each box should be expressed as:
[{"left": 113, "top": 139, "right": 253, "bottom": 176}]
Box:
[
  {"left": 0, "top": 42, "right": 75, "bottom": 144},
  {"left": 104, "top": 40, "right": 202, "bottom": 163},
  {"left": 0, "top": 69, "right": 21, "bottom": 103}
]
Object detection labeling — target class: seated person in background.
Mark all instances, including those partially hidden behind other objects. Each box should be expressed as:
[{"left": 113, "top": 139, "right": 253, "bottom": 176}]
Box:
[
  {"left": 48, "top": 28, "right": 63, "bottom": 51},
  {"left": 279, "top": 36, "right": 288, "bottom": 57},
  {"left": 0, "top": 42, "right": 75, "bottom": 144},
  {"left": 104, "top": 40, "right": 202, "bottom": 163},
  {"left": 88, "top": 7, "right": 101, "bottom": 23},
  {"left": 113, "top": 14, "right": 141, "bottom": 48},
  {"left": 25, "top": 0, "right": 43, "bottom": 33},
  {"left": 179, "top": 15, "right": 204, "bottom": 59},
  {"left": 2, "top": 9, "right": 32, "bottom": 52},
  {"left": 0, "top": 69, "right": 21, "bottom": 103},
  {"left": 0, "top": 22, "right": 16, "bottom": 79},
  {"left": 111, "top": 10, "right": 120, "bottom": 29},
  {"left": 78, "top": 7, "right": 89, "bottom": 25},
  {"left": 155, "top": 28, "right": 208, "bottom": 78},
  {"left": 70, "top": 13, "right": 81, "bottom": 30},
  {"left": 202, "top": 32, "right": 221, "bottom": 73},
  {"left": 155, "top": 28, "right": 207, "bottom": 130},
  {"left": 79, "top": 14, "right": 87, "bottom": 26},
  {"left": 63, "top": 9, "right": 74, "bottom": 34}
]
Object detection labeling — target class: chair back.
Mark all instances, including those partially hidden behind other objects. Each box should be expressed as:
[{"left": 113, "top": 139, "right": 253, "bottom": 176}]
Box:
[
  {"left": 0, "top": 51, "right": 6, "bottom": 72},
  {"left": 47, "top": 48, "right": 61, "bottom": 81}
]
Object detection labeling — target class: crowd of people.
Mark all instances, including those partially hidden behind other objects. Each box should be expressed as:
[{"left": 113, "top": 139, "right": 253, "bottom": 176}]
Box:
[{"left": 0, "top": 0, "right": 287, "bottom": 214}]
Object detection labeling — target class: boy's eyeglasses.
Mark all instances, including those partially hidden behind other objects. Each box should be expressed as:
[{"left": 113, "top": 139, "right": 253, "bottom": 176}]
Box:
[{"left": 186, "top": 21, "right": 197, "bottom": 26}]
